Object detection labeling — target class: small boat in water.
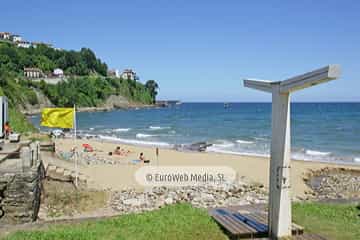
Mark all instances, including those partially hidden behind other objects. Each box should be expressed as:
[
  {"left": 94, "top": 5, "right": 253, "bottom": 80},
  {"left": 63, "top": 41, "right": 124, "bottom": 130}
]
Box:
[{"left": 224, "top": 103, "right": 230, "bottom": 108}]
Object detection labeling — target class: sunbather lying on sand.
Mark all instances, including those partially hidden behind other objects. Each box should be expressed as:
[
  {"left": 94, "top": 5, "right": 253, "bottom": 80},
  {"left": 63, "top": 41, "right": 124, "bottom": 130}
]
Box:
[{"left": 109, "top": 146, "right": 131, "bottom": 156}]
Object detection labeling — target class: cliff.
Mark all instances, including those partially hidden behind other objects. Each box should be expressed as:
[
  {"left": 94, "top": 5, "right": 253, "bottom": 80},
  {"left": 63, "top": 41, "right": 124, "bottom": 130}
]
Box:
[{"left": 0, "top": 41, "right": 158, "bottom": 131}]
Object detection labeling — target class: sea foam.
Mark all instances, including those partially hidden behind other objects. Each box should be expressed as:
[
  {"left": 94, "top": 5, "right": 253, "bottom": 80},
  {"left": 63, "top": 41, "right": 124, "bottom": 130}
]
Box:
[
  {"left": 98, "top": 135, "right": 171, "bottom": 147},
  {"left": 136, "top": 133, "right": 155, "bottom": 138},
  {"left": 149, "top": 126, "right": 170, "bottom": 130},
  {"left": 206, "top": 146, "right": 268, "bottom": 158},
  {"left": 236, "top": 139, "right": 254, "bottom": 144},
  {"left": 305, "top": 150, "right": 331, "bottom": 156},
  {"left": 212, "top": 140, "right": 235, "bottom": 148},
  {"left": 113, "top": 128, "right": 131, "bottom": 132}
]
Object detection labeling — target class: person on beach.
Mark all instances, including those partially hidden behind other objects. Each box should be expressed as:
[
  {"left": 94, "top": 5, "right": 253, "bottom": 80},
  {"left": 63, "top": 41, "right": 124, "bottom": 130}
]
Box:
[
  {"left": 139, "top": 152, "right": 150, "bottom": 163},
  {"left": 4, "top": 121, "right": 11, "bottom": 139},
  {"left": 113, "top": 146, "right": 130, "bottom": 156},
  {"left": 139, "top": 152, "right": 145, "bottom": 162},
  {"left": 114, "top": 146, "right": 122, "bottom": 155}
]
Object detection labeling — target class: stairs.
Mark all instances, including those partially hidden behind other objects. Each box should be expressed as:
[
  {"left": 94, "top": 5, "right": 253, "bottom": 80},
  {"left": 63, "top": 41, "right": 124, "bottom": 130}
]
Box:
[{"left": 46, "top": 164, "right": 88, "bottom": 184}]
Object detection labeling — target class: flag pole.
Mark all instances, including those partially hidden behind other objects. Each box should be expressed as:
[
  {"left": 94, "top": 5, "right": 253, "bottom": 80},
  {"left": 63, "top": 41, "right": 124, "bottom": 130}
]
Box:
[{"left": 74, "top": 104, "right": 78, "bottom": 187}]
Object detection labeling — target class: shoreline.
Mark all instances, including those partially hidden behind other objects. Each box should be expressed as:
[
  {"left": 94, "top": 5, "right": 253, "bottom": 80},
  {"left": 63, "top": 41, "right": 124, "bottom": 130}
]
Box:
[
  {"left": 22, "top": 103, "right": 158, "bottom": 116},
  {"left": 92, "top": 134, "right": 360, "bottom": 167},
  {"left": 52, "top": 138, "right": 360, "bottom": 198}
]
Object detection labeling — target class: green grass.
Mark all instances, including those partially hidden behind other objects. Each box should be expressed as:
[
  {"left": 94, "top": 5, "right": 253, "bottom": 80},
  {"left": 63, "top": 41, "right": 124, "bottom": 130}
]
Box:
[
  {"left": 9, "top": 108, "right": 38, "bottom": 133},
  {"left": 293, "top": 202, "right": 360, "bottom": 240},
  {"left": 3, "top": 203, "right": 359, "bottom": 240},
  {"left": 3, "top": 204, "right": 227, "bottom": 240}
]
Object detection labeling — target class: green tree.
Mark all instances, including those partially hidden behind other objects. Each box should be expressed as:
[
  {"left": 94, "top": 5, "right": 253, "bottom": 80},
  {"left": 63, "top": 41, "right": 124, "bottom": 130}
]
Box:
[{"left": 145, "top": 80, "right": 159, "bottom": 103}]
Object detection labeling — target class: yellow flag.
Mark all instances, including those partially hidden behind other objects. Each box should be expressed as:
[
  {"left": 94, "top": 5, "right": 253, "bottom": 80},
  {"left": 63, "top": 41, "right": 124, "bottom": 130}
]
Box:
[{"left": 41, "top": 108, "right": 75, "bottom": 129}]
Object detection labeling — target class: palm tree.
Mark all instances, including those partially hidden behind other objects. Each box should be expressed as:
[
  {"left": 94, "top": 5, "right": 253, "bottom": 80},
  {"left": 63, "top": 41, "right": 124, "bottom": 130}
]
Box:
[{"left": 145, "top": 80, "right": 159, "bottom": 104}]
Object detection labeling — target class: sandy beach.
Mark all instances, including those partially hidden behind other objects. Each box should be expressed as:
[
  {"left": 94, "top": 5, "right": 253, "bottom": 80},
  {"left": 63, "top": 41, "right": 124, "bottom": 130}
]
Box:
[{"left": 50, "top": 138, "right": 360, "bottom": 198}]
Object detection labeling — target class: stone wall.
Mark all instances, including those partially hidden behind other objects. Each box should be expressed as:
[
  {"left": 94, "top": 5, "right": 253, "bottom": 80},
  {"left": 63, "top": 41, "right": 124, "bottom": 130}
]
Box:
[{"left": 0, "top": 142, "right": 45, "bottom": 224}]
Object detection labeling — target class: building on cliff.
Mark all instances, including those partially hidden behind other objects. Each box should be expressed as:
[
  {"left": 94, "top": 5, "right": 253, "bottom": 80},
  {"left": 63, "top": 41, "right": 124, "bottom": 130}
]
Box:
[
  {"left": 24, "top": 68, "right": 45, "bottom": 78},
  {"left": 121, "top": 69, "right": 137, "bottom": 81},
  {"left": 0, "top": 32, "right": 11, "bottom": 40}
]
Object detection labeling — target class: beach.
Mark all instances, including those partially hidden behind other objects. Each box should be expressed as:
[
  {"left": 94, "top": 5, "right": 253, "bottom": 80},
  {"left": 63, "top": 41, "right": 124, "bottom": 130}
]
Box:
[{"left": 52, "top": 138, "right": 360, "bottom": 198}]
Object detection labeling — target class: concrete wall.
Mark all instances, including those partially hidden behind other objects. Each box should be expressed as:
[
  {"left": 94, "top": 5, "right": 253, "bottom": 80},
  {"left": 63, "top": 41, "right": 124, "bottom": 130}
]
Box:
[{"left": 0, "top": 142, "right": 45, "bottom": 224}]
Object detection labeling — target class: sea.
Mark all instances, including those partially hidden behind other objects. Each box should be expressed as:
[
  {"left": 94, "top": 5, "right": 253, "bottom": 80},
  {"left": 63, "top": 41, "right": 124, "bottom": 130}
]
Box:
[{"left": 30, "top": 103, "right": 360, "bottom": 165}]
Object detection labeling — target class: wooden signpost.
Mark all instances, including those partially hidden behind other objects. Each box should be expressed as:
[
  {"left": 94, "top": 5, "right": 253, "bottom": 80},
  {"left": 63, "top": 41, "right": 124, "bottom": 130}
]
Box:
[{"left": 243, "top": 65, "right": 341, "bottom": 239}]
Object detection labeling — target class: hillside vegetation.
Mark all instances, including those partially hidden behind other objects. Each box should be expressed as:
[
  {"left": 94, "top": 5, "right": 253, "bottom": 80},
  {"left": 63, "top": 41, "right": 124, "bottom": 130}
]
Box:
[
  {"left": 0, "top": 42, "right": 158, "bottom": 132},
  {"left": 0, "top": 41, "right": 107, "bottom": 76}
]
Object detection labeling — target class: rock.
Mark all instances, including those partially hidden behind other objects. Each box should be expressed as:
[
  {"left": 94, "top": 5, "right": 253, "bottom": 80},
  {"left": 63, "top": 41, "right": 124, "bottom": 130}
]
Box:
[
  {"left": 164, "top": 198, "right": 174, "bottom": 205},
  {"left": 123, "top": 198, "right": 144, "bottom": 207},
  {"left": 200, "top": 193, "right": 215, "bottom": 202},
  {"left": 109, "top": 179, "right": 268, "bottom": 215},
  {"left": 306, "top": 168, "right": 360, "bottom": 201}
]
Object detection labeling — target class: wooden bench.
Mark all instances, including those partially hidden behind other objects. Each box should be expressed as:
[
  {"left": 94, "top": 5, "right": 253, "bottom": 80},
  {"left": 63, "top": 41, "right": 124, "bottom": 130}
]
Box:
[
  {"left": 210, "top": 208, "right": 304, "bottom": 239},
  {"left": 209, "top": 205, "right": 328, "bottom": 239}
]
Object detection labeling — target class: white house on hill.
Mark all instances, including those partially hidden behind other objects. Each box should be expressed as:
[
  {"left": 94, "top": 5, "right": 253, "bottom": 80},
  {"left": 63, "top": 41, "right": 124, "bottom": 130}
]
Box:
[
  {"left": 121, "top": 69, "right": 137, "bottom": 81},
  {"left": 24, "top": 68, "right": 44, "bottom": 78},
  {"left": 53, "top": 68, "right": 64, "bottom": 77},
  {"left": 0, "top": 32, "right": 10, "bottom": 40},
  {"left": 17, "top": 41, "right": 31, "bottom": 48},
  {"left": 11, "top": 35, "right": 22, "bottom": 42},
  {"left": 108, "top": 69, "right": 120, "bottom": 78}
]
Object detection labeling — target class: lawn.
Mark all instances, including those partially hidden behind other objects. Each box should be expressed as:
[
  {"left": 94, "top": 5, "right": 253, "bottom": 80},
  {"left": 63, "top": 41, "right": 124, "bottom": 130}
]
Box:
[
  {"left": 3, "top": 204, "right": 227, "bottom": 240},
  {"left": 292, "top": 202, "right": 360, "bottom": 240},
  {"left": 3, "top": 203, "right": 359, "bottom": 240}
]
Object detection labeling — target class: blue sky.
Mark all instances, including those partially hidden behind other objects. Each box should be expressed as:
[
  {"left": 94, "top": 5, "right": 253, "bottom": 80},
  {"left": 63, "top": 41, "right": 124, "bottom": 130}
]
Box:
[{"left": 2, "top": 0, "right": 360, "bottom": 102}]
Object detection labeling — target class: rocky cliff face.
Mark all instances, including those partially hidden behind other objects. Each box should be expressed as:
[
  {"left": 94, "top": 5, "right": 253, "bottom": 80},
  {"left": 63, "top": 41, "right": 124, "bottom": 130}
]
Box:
[
  {"left": 101, "top": 95, "right": 131, "bottom": 109},
  {"left": 20, "top": 89, "right": 54, "bottom": 115},
  {"left": 100, "top": 95, "right": 153, "bottom": 109}
]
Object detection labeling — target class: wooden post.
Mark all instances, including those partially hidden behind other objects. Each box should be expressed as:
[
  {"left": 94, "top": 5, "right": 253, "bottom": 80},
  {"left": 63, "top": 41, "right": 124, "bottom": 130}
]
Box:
[{"left": 243, "top": 65, "right": 341, "bottom": 239}]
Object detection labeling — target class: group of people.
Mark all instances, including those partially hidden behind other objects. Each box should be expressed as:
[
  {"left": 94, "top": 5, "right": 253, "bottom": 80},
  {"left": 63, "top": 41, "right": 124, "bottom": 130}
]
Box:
[
  {"left": 113, "top": 146, "right": 131, "bottom": 156},
  {"left": 108, "top": 146, "right": 150, "bottom": 163}
]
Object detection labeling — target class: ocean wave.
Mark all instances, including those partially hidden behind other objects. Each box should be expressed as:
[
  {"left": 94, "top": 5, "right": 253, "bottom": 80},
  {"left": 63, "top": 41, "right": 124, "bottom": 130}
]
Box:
[
  {"left": 98, "top": 135, "right": 172, "bottom": 147},
  {"left": 149, "top": 126, "right": 171, "bottom": 130},
  {"left": 354, "top": 157, "right": 360, "bottom": 163},
  {"left": 212, "top": 140, "right": 235, "bottom": 148},
  {"left": 89, "top": 127, "right": 95, "bottom": 131},
  {"left": 206, "top": 146, "right": 268, "bottom": 157},
  {"left": 305, "top": 150, "right": 331, "bottom": 156},
  {"left": 236, "top": 139, "right": 254, "bottom": 144},
  {"left": 136, "top": 133, "right": 155, "bottom": 138},
  {"left": 114, "top": 128, "right": 131, "bottom": 132},
  {"left": 254, "top": 137, "right": 269, "bottom": 141}
]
